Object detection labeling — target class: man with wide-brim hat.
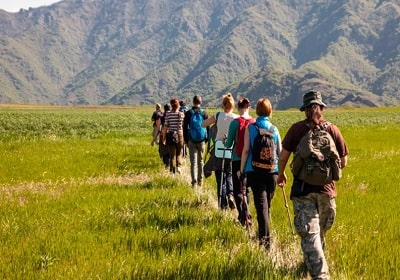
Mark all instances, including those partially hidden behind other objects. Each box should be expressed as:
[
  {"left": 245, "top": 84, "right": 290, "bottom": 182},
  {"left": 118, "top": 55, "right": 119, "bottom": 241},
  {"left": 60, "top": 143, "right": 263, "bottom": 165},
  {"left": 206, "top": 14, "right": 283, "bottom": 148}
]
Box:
[
  {"left": 299, "top": 90, "right": 327, "bottom": 111},
  {"left": 276, "top": 90, "right": 349, "bottom": 280}
]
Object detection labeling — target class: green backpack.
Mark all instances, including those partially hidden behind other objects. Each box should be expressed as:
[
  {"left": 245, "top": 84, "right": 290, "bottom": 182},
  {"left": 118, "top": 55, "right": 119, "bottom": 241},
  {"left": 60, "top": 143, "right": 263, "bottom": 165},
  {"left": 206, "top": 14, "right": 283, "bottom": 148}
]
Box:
[{"left": 291, "top": 122, "right": 341, "bottom": 185}]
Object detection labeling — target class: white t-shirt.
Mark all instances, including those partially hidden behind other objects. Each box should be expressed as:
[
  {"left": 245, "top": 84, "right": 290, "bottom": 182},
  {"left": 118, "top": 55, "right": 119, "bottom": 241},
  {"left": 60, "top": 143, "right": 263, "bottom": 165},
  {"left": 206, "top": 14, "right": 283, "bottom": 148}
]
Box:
[{"left": 215, "top": 111, "right": 239, "bottom": 141}]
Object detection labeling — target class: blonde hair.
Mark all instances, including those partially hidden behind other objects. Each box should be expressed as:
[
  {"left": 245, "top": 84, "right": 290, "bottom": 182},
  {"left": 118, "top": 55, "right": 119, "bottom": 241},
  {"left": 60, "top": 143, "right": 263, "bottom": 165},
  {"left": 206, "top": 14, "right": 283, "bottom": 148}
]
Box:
[
  {"left": 255, "top": 98, "right": 272, "bottom": 117},
  {"left": 222, "top": 93, "right": 235, "bottom": 111}
]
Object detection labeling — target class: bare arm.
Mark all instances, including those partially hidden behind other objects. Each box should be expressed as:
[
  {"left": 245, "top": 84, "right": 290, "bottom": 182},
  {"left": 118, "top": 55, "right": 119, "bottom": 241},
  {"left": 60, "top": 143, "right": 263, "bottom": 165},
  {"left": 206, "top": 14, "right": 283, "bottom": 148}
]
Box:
[
  {"left": 161, "top": 125, "right": 168, "bottom": 145},
  {"left": 202, "top": 114, "right": 216, "bottom": 127},
  {"left": 151, "top": 118, "right": 161, "bottom": 146},
  {"left": 277, "top": 148, "right": 291, "bottom": 187},
  {"left": 341, "top": 155, "right": 348, "bottom": 168}
]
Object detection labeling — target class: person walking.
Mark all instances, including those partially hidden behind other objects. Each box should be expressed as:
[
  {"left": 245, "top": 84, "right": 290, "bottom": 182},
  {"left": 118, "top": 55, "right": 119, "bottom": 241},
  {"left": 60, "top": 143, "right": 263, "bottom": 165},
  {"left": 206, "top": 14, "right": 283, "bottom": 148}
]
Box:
[
  {"left": 183, "top": 95, "right": 209, "bottom": 187},
  {"left": 240, "top": 98, "right": 282, "bottom": 250},
  {"left": 151, "top": 103, "right": 163, "bottom": 146},
  {"left": 277, "top": 90, "right": 349, "bottom": 280},
  {"left": 224, "top": 97, "right": 254, "bottom": 224},
  {"left": 179, "top": 100, "right": 189, "bottom": 157},
  {"left": 202, "top": 93, "right": 238, "bottom": 210},
  {"left": 162, "top": 98, "right": 185, "bottom": 174},
  {"left": 158, "top": 103, "right": 171, "bottom": 168}
]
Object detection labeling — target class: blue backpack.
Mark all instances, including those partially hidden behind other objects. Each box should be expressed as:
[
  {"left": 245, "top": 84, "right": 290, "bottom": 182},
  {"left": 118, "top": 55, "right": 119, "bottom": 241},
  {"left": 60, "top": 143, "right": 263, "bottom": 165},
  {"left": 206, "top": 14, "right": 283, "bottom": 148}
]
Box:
[{"left": 189, "top": 109, "right": 206, "bottom": 142}]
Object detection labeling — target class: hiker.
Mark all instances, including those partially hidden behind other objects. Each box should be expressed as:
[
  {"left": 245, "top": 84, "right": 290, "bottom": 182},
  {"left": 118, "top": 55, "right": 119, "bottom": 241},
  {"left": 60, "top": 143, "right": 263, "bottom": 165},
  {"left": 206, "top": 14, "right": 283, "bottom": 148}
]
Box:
[
  {"left": 183, "top": 95, "right": 209, "bottom": 187},
  {"left": 158, "top": 103, "right": 171, "bottom": 168},
  {"left": 179, "top": 100, "right": 188, "bottom": 112},
  {"left": 162, "top": 98, "right": 185, "bottom": 174},
  {"left": 151, "top": 103, "right": 163, "bottom": 146},
  {"left": 240, "top": 98, "right": 282, "bottom": 250},
  {"left": 202, "top": 93, "right": 238, "bottom": 210},
  {"left": 224, "top": 97, "right": 255, "bottom": 225},
  {"left": 179, "top": 100, "right": 189, "bottom": 157},
  {"left": 277, "top": 90, "right": 349, "bottom": 280}
]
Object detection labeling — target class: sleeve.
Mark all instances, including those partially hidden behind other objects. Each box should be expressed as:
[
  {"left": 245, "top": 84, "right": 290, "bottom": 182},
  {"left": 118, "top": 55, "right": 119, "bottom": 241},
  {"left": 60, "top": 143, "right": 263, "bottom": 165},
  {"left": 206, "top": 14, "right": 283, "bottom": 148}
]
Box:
[
  {"left": 328, "top": 124, "right": 349, "bottom": 158},
  {"left": 281, "top": 122, "right": 304, "bottom": 153},
  {"left": 225, "top": 119, "right": 237, "bottom": 148},
  {"left": 274, "top": 126, "right": 282, "bottom": 156}
]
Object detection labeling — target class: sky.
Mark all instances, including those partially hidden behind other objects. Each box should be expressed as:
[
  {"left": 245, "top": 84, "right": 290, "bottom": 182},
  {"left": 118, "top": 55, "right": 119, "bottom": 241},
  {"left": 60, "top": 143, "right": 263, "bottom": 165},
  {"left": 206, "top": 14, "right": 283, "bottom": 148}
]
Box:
[{"left": 0, "top": 0, "right": 61, "bottom": 13}]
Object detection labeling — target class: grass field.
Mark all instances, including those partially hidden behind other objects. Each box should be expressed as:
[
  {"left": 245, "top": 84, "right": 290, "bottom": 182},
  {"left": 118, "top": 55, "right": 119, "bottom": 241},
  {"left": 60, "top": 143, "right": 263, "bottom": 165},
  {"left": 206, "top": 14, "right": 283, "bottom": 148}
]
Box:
[{"left": 0, "top": 105, "right": 399, "bottom": 279}]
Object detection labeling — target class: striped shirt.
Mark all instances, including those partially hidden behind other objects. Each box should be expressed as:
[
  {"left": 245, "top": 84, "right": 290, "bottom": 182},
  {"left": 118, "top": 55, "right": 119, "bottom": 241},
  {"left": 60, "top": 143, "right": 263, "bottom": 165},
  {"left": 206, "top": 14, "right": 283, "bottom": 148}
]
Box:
[{"left": 164, "top": 111, "right": 184, "bottom": 134}]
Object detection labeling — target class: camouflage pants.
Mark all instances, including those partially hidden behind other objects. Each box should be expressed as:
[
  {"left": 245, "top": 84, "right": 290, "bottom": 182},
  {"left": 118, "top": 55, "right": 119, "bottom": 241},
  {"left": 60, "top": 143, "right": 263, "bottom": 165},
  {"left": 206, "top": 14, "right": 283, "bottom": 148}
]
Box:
[{"left": 292, "top": 193, "right": 336, "bottom": 280}]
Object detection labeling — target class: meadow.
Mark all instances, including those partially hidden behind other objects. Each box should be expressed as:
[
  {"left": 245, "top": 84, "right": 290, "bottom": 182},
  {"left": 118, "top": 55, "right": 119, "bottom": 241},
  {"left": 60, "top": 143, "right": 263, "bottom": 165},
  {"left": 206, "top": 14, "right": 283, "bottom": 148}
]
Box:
[{"left": 0, "top": 104, "right": 399, "bottom": 279}]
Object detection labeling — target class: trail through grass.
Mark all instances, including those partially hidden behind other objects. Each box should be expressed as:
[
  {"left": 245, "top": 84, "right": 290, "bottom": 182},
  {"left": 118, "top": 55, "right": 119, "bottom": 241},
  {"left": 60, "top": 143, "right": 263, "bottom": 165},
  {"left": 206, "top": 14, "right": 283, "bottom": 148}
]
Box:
[{"left": 0, "top": 106, "right": 399, "bottom": 279}]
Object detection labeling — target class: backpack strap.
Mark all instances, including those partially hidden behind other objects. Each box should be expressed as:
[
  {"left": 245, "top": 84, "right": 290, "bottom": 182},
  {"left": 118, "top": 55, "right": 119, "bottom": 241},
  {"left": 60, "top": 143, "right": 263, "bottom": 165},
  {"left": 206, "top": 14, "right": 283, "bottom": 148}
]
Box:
[
  {"left": 215, "top": 112, "right": 220, "bottom": 126},
  {"left": 253, "top": 122, "right": 275, "bottom": 134},
  {"left": 320, "top": 121, "right": 331, "bottom": 130},
  {"left": 304, "top": 120, "right": 331, "bottom": 132}
]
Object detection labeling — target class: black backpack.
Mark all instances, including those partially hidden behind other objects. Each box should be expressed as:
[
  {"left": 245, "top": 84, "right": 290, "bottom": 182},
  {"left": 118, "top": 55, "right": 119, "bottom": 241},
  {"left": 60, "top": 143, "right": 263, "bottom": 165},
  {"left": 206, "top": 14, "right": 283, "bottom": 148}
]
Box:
[{"left": 251, "top": 123, "right": 277, "bottom": 172}]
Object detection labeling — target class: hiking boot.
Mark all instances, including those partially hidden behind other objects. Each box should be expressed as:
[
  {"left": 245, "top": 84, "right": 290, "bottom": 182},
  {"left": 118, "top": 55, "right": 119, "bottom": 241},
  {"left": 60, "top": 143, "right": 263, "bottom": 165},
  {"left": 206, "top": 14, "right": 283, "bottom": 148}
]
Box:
[{"left": 228, "top": 194, "right": 236, "bottom": 210}]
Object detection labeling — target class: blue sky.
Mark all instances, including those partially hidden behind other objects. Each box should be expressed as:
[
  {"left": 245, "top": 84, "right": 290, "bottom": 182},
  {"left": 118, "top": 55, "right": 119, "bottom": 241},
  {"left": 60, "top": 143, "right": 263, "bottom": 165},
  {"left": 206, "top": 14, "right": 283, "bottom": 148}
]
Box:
[{"left": 0, "top": 0, "right": 61, "bottom": 13}]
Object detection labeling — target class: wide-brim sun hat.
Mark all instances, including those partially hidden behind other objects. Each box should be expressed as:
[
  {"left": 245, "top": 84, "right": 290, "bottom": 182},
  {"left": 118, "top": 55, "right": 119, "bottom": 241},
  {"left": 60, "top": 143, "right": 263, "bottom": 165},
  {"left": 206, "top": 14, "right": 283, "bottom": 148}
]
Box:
[{"left": 299, "top": 90, "right": 327, "bottom": 111}]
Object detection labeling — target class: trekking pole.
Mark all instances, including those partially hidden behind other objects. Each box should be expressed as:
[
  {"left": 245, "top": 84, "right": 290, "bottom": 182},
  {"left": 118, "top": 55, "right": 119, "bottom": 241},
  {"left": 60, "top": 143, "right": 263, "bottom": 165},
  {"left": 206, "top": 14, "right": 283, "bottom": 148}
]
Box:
[
  {"left": 282, "top": 186, "right": 296, "bottom": 241},
  {"left": 218, "top": 148, "right": 226, "bottom": 209},
  {"left": 241, "top": 175, "right": 251, "bottom": 238}
]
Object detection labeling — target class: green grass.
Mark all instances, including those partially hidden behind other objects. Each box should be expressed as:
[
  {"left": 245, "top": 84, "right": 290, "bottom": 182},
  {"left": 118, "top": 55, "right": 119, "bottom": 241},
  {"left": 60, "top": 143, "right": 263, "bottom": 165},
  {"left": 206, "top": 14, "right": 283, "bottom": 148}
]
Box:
[{"left": 0, "top": 105, "right": 399, "bottom": 279}]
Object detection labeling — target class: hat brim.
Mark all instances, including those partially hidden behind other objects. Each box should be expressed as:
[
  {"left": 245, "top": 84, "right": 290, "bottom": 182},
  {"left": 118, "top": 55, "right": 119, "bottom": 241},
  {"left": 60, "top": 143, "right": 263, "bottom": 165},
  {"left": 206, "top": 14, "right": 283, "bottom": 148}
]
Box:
[{"left": 299, "top": 100, "right": 327, "bottom": 111}]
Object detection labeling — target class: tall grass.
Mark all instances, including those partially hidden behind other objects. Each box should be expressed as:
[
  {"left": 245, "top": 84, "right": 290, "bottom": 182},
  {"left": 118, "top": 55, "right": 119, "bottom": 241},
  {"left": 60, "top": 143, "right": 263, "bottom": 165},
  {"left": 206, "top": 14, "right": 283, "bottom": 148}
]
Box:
[{"left": 0, "top": 105, "right": 399, "bottom": 279}]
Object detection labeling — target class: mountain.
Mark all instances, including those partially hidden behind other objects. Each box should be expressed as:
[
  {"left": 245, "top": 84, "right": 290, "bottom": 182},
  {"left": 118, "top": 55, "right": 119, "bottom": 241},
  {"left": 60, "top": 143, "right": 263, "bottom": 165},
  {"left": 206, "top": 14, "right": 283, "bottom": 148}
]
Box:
[{"left": 0, "top": 0, "right": 399, "bottom": 109}]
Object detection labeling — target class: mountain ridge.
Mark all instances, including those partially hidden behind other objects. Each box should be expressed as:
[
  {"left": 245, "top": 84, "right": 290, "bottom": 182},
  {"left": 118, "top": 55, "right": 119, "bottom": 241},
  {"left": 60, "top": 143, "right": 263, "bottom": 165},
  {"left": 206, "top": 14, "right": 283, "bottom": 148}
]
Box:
[{"left": 0, "top": 0, "right": 399, "bottom": 108}]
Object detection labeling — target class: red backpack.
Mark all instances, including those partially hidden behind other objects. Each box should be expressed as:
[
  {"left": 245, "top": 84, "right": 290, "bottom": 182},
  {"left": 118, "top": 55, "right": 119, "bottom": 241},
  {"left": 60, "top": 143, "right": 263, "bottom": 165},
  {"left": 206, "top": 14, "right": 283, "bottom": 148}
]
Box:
[{"left": 235, "top": 117, "right": 255, "bottom": 157}]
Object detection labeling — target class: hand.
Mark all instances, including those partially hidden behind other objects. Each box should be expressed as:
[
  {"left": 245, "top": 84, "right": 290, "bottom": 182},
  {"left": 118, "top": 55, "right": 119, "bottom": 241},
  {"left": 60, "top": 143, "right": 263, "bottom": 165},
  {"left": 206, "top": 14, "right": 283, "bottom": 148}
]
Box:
[{"left": 277, "top": 173, "right": 287, "bottom": 188}]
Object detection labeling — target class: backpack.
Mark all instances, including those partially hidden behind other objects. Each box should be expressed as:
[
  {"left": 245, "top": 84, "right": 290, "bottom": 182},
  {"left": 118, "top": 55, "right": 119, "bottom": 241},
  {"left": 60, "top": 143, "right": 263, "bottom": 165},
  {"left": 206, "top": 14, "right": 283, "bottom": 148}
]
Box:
[
  {"left": 251, "top": 123, "right": 277, "bottom": 172},
  {"left": 189, "top": 109, "right": 206, "bottom": 142},
  {"left": 290, "top": 122, "right": 342, "bottom": 185},
  {"left": 235, "top": 117, "right": 254, "bottom": 157}
]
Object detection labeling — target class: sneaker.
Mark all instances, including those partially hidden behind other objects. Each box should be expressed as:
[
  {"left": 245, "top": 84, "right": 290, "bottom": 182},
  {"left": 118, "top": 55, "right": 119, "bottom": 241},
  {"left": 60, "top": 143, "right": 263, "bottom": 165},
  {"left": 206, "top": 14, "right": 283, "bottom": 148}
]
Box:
[
  {"left": 197, "top": 181, "right": 203, "bottom": 187},
  {"left": 228, "top": 194, "right": 236, "bottom": 210},
  {"left": 177, "top": 167, "right": 182, "bottom": 174}
]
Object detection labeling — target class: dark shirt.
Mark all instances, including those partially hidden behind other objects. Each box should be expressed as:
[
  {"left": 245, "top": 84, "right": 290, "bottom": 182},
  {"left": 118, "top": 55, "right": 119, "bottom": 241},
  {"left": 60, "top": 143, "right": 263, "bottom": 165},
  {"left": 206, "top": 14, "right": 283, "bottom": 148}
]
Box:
[
  {"left": 183, "top": 106, "right": 209, "bottom": 143},
  {"left": 282, "top": 119, "right": 349, "bottom": 197},
  {"left": 151, "top": 109, "right": 163, "bottom": 127}
]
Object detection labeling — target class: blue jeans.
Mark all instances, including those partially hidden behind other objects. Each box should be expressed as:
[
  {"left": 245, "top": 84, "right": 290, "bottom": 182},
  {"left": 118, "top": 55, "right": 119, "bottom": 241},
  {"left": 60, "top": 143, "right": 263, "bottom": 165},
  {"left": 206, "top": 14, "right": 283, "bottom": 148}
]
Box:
[{"left": 188, "top": 140, "right": 205, "bottom": 185}]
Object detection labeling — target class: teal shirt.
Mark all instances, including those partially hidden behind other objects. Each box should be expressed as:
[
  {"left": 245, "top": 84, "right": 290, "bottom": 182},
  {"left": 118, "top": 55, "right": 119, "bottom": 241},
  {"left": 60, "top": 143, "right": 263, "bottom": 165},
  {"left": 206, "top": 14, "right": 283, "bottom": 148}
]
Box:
[{"left": 224, "top": 118, "right": 241, "bottom": 161}]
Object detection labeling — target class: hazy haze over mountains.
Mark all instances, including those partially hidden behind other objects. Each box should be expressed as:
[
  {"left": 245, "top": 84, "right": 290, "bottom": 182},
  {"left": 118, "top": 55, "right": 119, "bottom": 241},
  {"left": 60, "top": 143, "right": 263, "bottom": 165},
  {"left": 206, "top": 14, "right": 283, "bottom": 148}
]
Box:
[{"left": 0, "top": 0, "right": 399, "bottom": 108}]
